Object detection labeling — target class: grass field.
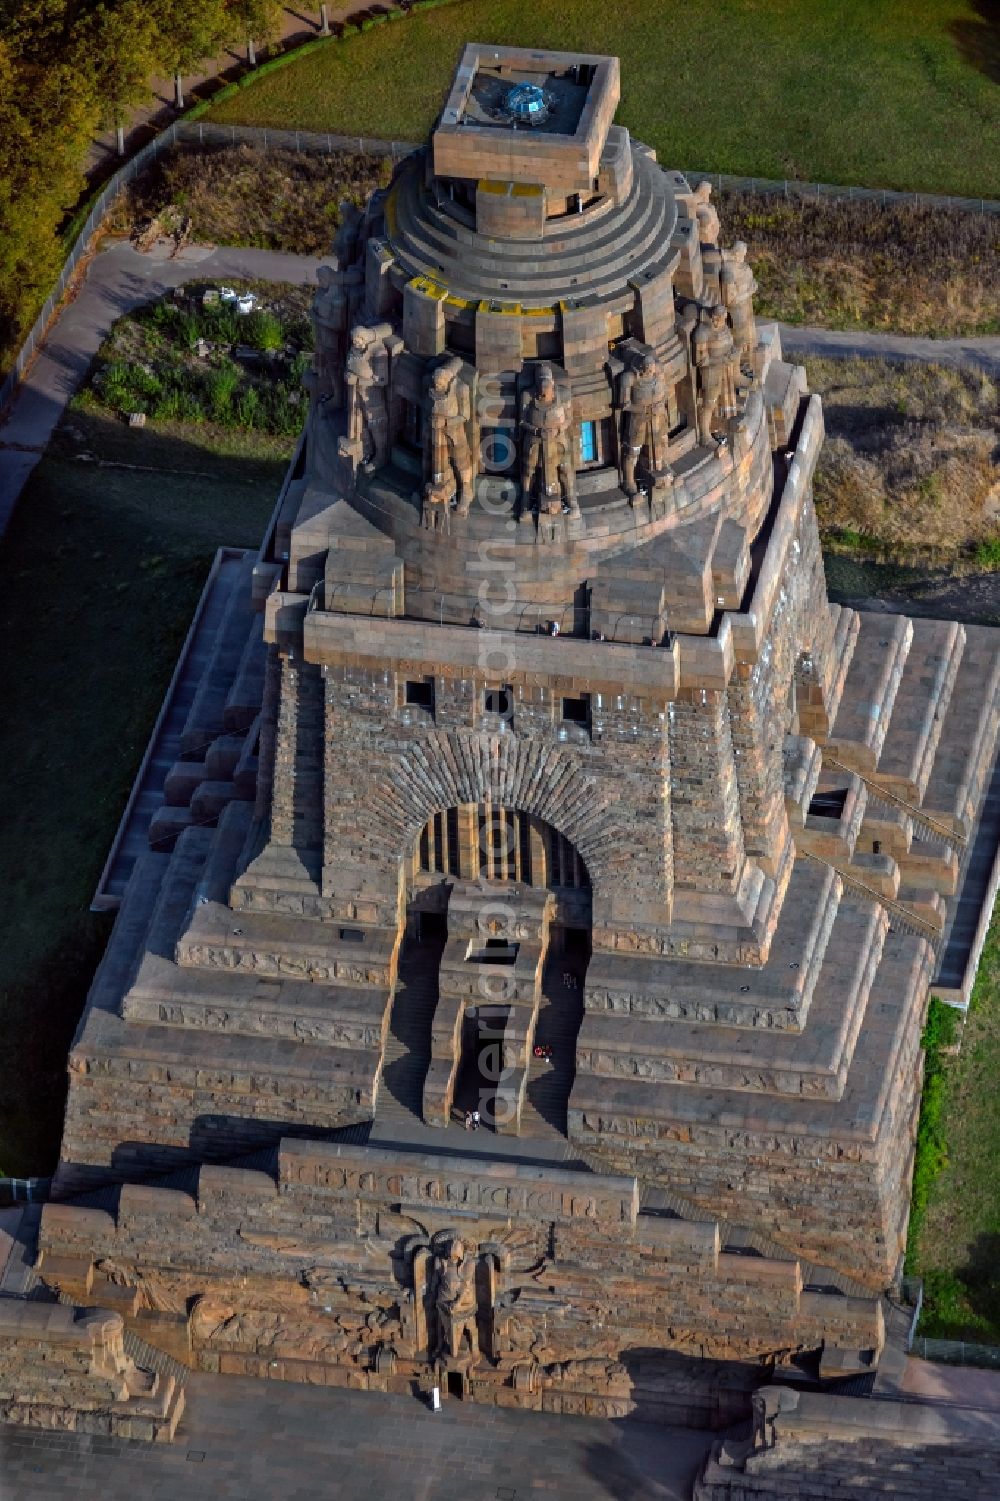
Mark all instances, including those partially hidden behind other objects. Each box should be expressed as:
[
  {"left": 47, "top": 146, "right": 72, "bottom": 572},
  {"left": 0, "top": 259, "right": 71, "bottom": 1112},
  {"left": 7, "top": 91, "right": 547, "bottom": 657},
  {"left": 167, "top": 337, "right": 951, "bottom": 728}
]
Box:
[
  {"left": 207, "top": 0, "right": 1000, "bottom": 197},
  {"left": 0, "top": 412, "right": 288, "bottom": 1176},
  {"left": 910, "top": 912, "right": 1000, "bottom": 1342}
]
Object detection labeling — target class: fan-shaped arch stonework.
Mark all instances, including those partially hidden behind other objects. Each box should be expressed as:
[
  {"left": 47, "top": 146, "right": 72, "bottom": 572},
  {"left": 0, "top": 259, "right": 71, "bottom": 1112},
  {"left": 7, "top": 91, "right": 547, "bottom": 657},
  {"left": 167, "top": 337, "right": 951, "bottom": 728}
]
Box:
[{"left": 321, "top": 718, "right": 672, "bottom": 936}]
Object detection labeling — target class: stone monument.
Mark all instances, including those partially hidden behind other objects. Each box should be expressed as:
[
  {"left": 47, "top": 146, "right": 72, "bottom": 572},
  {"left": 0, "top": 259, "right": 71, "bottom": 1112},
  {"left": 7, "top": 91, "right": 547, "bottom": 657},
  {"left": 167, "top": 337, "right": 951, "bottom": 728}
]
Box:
[{"left": 9, "top": 43, "right": 998, "bottom": 1434}]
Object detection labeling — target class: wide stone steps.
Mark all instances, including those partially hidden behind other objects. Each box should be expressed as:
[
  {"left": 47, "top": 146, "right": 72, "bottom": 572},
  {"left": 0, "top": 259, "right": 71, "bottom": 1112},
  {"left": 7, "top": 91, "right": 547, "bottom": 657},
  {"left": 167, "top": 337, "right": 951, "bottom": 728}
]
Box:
[
  {"left": 519, "top": 952, "right": 586, "bottom": 1139},
  {"left": 873, "top": 617, "right": 964, "bottom": 803},
  {"left": 920, "top": 623, "right": 1000, "bottom": 840},
  {"left": 224, "top": 610, "right": 266, "bottom": 734},
  {"left": 180, "top": 555, "right": 257, "bottom": 758},
  {"left": 826, "top": 614, "right": 913, "bottom": 773},
  {"left": 390, "top": 148, "right": 674, "bottom": 302},
  {"left": 935, "top": 736, "right": 1000, "bottom": 992},
  {"left": 373, "top": 931, "right": 444, "bottom": 1128}
]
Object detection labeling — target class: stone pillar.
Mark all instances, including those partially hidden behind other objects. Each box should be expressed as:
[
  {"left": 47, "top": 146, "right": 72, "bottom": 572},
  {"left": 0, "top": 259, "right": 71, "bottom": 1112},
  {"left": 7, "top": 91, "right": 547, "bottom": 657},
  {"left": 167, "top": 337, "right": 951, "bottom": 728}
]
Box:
[
  {"left": 727, "top": 664, "right": 791, "bottom": 878},
  {"left": 669, "top": 686, "right": 745, "bottom": 891}
]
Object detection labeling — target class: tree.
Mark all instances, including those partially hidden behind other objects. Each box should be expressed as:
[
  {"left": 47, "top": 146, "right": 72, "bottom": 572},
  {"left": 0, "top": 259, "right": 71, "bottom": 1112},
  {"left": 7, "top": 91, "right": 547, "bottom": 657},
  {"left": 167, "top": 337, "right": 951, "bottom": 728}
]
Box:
[
  {"left": 0, "top": 38, "right": 99, "bottom": 356},
  {"left": 149, "top": 0, "right": 229, "bottom": 110},
  {"left": 77, "top": 1, "right": 159, "bottom": 155},
  {"left": 224, "top": 0, "right": 284, "bottom": 69}
]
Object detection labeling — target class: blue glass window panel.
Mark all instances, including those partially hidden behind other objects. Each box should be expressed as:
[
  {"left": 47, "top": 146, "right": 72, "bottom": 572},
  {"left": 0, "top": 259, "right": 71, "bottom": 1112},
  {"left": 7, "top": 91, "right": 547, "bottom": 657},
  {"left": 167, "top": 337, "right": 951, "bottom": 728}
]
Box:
[{"left": 579, "top": 421, "right": 597, "bottom": 465}]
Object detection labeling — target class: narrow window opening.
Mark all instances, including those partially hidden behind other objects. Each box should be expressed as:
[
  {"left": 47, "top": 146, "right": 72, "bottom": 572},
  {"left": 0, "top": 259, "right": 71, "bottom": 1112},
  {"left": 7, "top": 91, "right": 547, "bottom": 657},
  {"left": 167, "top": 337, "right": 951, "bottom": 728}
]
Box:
[
  {"left": 578, "top": 420, "right": 597, "bottom": 465},
  {"left": 405, "top": 679, "right": 434, "bottom": 711}
]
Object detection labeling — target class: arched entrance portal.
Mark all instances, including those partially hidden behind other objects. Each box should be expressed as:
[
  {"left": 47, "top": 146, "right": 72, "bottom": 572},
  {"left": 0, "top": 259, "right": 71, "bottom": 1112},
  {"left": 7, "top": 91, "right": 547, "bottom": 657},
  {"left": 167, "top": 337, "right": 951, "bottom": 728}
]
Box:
[
  {"left": 410, "top": 803, "right": 591, "bottom": 897},
  {"left": 378, "top": 806, "right": 591, "bottom": 1140}
]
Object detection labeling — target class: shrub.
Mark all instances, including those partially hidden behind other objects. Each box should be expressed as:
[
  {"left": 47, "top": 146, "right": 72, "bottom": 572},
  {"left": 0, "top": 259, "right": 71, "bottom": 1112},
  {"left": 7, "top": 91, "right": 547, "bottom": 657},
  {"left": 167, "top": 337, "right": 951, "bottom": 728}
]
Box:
[
  {"left": 235, "top": 386, "right": 262, "bottom": 427},
  {"left": 244, "top": 309, "right": 283, "bottom": 351},
  {"left": 975, "top": 538, "right": 1000, "bottom": 571},
  {"left": 204, "top": 360, "right": 241, "bottom": 419},
  {"left": 722, "top": 189, "right": 1000, "bottom": 338}
]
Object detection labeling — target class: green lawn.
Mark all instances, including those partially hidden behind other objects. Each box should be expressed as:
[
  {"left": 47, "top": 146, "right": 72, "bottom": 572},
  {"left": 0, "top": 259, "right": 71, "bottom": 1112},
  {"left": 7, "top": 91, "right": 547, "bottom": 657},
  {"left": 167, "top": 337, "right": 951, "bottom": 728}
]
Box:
[
  {"left": 910, "top": 912, "right": 1000, "bottom": 1341},
  {"left": 208, "top": 0, "right": 1000, "bottom": 197},
  {"left": 0, "top": 412, "right": 288, "bottom": 1176}
]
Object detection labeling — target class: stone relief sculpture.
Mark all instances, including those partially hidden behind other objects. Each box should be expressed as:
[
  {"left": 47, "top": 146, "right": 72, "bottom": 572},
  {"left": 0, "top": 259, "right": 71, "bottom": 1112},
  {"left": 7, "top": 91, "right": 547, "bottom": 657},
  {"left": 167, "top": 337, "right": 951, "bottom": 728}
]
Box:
[
  {"left": 429, "top": 1236, "right": 479, "bottom": 1361},
  {"left": 693, "top": 304, "right": 740, "bottom": 446},
  {"left": 519, "top": 363, "right": 580, "bottom": 520},
  {"left": 720, "top": 240, "right": 759, "bottom": 371},
  {"left": 424, "top": 357, "right": 476, "bottom": 516},
  {"left": 618, "top": 348, "right": 671, "bottom": 501}
]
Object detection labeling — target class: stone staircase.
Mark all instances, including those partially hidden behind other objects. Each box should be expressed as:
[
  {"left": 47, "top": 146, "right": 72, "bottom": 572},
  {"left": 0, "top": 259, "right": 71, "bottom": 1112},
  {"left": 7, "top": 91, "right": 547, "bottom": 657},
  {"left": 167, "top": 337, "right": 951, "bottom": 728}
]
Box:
[
  {"left": 373, "top": 928, "right": 444, "bottom": 1131},
  {"left": 814, "top": 611, "right": 1000, "bottom": 973},
  {"left": 519, "top": 949, "right": 586, "bottom": 1139}
]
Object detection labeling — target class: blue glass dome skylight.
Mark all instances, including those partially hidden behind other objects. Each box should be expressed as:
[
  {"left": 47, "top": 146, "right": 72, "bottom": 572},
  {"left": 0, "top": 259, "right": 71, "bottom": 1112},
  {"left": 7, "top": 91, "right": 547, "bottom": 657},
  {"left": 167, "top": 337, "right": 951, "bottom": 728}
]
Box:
[{"left": 504, "top": 82, "right": 553, "bottom": 127}]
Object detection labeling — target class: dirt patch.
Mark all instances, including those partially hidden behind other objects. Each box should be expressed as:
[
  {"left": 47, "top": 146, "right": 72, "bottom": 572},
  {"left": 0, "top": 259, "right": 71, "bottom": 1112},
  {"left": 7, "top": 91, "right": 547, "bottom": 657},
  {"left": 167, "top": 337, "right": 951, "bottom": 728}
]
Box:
[
  {"left": 722, "top": 190, "right": 1000, "bottom": 338},
  {"left": 108, "top": 144, "right": 392, "bottom": 256},
  {"left": 805, "top": 357, "right": 999, "bottom": 573}
]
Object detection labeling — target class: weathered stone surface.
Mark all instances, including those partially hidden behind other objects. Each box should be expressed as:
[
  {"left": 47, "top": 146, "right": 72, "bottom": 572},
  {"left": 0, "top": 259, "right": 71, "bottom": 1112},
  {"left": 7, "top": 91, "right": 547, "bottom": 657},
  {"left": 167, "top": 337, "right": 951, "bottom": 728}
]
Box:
[{"left": 21, "top": 40, "right": 1000, "bottom": 1435}]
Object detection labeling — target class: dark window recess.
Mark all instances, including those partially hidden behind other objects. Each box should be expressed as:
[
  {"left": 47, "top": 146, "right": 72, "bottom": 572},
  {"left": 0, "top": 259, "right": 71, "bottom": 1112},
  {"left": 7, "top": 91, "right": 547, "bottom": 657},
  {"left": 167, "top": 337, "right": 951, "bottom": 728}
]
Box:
[
  {"left": 808, "top": 788, "right": 849, "bottom": 819},
  {"left": 339, "top": 927, "right": 365, "bottom": 943},
  {"left": 562, "top": 694, "right": 590, "bottom": 724},
  {"left": 484, "top": 687, "right": 512, "bottom": 717},
  {"left": 467, "top": 939, "right": 520, "bottom": 965},
  {"left": 405, "top": 679, "right": 434, "bottom": 710},
  {"left": 447, "top": 806, "right": 461, "bottom": 877}
]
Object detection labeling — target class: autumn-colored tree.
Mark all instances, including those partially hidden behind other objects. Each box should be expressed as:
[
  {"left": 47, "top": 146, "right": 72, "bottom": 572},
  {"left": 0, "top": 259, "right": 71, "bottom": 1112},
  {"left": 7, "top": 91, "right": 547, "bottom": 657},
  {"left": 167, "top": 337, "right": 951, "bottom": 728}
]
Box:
[
  {"left": 224, "top": 0, "right": 284, "bottom": 69},
  {"left": 149, "top": 0, "right": 229, "bottom": 109},
  {"left": 77, "top": 1, "right": 160, "bottom": 154},
  {"left": 0, "top": 34, "right": 99, "bottom": 356}
]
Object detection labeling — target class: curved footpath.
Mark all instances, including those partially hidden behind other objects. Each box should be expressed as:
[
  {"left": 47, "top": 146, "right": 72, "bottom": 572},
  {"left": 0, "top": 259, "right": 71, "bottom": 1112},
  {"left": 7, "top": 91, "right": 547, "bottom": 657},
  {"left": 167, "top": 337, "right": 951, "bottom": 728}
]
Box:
[
  {"left": 0, "top": 237, "right": 997, "bottom": 534},
  {"left": 0, "top": 241, "right": 320, "bottom": 533}
]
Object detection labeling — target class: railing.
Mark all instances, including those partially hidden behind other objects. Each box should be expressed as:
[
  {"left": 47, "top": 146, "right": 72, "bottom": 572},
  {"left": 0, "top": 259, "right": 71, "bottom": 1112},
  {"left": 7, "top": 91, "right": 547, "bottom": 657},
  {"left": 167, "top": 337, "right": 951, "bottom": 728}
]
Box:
[
  {"left": 0, "top": 1176, "right": 51, "bottom": 1204},
  {"left": 823, "top": 753, "right": 966, "bottom": 852},
  {"left": 685, "top": 170, "right": 999, "bottom": 216},
  {"left": 912, "top": 1336, "right": 1000, "bottom": 1369},
  {"left": 799, "top": 848, "right": 941, "bottom": 944}
]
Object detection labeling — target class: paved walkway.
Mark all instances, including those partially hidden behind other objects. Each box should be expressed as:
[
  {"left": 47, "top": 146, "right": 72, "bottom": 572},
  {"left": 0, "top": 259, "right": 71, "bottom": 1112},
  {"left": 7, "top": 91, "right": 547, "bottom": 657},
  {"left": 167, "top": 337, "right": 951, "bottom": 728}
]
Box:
[
  {"left": 902, "top": 1357, "right": 1000, "bottom": 1414},
  {"left": 0, "top": 1370, "right": 713, "bottom": 1500},
  {"left": 777, "top": 323, "right": 1000, "bottom": 376},
  {"left": 0, "top": 241, "right": 320, "bottom": 534},
  {"left": 89, "top": 5, "right": 361, "bottom": 171}
]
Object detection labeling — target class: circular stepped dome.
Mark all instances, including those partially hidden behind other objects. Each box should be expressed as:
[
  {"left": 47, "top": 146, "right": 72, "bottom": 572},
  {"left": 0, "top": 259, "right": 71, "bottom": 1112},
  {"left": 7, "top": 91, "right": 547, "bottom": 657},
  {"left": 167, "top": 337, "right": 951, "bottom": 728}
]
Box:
[{"left": 386, "top": 141, "right": 678, "bottom": 307}]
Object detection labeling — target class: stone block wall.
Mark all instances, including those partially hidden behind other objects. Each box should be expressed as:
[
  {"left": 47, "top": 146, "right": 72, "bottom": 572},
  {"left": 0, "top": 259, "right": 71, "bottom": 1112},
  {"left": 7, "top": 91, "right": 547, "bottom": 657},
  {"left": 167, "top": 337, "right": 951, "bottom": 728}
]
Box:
[
  {"left": 0, "top": 1302, "right": 183, "bottom": 1442},
  {"left": 36, "top": 1141, "right": 884, "bottom": 1417}
]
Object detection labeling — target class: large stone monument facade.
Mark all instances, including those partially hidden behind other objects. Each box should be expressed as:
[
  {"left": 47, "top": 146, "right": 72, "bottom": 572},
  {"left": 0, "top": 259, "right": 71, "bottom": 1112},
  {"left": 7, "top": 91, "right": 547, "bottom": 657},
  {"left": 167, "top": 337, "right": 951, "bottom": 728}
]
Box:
[{"left": 11, "top": 45, "right": 999, "bottom": 1429}]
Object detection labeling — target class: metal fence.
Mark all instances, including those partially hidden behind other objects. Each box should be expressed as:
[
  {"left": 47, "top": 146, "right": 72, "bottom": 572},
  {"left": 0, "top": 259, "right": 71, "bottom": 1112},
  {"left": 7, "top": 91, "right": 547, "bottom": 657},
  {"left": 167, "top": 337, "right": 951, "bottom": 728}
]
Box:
[
  {"left": 2, "top": 116, "right": 998, "bottom": 418},
  {"left": 913, "top": 1336, "right": 1000, "bottom": 1369}
]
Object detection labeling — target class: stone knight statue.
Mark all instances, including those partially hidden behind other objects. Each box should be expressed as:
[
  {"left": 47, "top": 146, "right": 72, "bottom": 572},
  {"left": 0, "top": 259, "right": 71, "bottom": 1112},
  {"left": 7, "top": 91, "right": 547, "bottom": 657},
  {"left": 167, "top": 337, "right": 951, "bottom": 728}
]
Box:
[
  {"left": 692, "top": 179, "right": 723, "bottom": 302},
  {"left": 344, "top": 325, "right": 389, "bottom": 471},
  {"left": 424, "top": 357, "right": 475, "bottom": 516},
  {"left": 430, "top": 1237, "right": 479, "bottom": 1361},
  {"left": 692, "top": 303, "right": 740, "bottom": 446},
  {"left": 720, "top": 240, "right": 758, "bottom": 371},
  {"left": 519, "top": 363, "right": 580, "bottom": 520},
  {"left": 619, "top": 348, "right": 671, "bottom": 501}
]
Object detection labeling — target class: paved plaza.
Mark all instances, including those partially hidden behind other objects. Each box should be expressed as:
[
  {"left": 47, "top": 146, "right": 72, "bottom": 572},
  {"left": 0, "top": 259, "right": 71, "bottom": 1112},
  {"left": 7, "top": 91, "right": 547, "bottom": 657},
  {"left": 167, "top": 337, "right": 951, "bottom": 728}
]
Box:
[{"left": 0, "top": 1373, "right": 714, "bottom": 1501}]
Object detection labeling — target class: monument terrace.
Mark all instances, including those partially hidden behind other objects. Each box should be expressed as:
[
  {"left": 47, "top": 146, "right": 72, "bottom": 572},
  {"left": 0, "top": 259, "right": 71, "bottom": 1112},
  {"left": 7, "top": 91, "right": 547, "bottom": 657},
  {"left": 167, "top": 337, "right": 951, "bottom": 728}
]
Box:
[{"left": 6, "top": 43, "right": 999, "bottom": 1437}]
